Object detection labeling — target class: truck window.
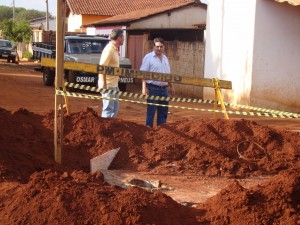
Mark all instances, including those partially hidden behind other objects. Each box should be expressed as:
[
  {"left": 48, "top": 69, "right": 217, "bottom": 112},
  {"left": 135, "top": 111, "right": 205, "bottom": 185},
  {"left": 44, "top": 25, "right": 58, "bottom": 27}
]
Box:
[
  {"left": 67, "top": 39, "right": 109, "bottom": 54},
  {"left": 0, "top": 41, "right": 12, "bottom": 48}
]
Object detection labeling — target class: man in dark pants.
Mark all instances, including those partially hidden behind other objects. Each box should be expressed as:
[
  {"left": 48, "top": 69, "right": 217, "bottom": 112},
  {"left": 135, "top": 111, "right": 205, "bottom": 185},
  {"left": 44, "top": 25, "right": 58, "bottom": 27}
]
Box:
[{"left": 140, "top": 37, "right": 175, "bottom": 127}]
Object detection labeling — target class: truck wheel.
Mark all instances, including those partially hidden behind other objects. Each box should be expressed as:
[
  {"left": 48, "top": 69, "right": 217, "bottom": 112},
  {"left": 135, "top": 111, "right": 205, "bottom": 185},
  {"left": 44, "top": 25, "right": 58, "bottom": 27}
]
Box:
[
  {"left": 7, "top": 58, "right": 10, "bottom": 63},
  {"left": 43, "top": 68, "right": 55, "bottom": 86},
  {"left": 118, "top": 83, "right": 127, "bottom": 92},
  {"left": 65, "top": 71, "right": 76, "bottom": 91},
  {"left": 66, "top": 71, "right": 76, "bottom": 84},
  {"left": 11, "top": 56, "right": 16, "bottom": 64}
]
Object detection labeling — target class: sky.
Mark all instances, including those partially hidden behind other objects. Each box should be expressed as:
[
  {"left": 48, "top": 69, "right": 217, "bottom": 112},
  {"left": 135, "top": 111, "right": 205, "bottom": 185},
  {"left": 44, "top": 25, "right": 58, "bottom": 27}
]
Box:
[{"left": 0, "top": 0, "right": 56, "bottom": 15}]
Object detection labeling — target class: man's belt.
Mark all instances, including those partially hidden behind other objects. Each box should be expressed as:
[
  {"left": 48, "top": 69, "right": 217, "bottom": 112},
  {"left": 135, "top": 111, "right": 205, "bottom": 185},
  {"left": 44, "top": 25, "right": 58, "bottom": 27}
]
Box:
[{"left": 146, "top": 83, "right": 168, "bottom": 88}]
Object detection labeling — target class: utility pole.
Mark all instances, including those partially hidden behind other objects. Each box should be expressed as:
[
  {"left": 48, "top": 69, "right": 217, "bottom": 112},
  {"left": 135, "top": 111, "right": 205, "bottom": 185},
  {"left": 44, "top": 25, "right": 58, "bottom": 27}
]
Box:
[
  {"left": 12, "top": 0, "right": 15, "bottom": 22},
  {"left": 46, "top": 0, "right": 49, "bottom": 30},
  {"left": 54, "top": 0, "right": 66, "bottom": 164}
]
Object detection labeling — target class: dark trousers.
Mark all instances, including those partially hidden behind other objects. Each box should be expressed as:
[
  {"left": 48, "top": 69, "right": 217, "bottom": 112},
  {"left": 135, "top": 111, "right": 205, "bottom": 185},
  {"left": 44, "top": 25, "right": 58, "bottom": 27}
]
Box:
[{"left": 146, "top": 84, "right": 169, "bottom": 127}]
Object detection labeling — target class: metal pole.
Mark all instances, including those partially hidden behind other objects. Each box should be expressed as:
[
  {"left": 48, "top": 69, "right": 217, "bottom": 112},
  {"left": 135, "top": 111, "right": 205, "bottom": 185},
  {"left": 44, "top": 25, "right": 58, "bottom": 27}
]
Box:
[
  {"left": 12, "top": 0, "right": 15, "bottom": 22},
  {"left": 46, "top": 0, "right": 49, "bottom": 30},
  {"left": 54, "top": 0, "right": 66, "bottom": 164}
]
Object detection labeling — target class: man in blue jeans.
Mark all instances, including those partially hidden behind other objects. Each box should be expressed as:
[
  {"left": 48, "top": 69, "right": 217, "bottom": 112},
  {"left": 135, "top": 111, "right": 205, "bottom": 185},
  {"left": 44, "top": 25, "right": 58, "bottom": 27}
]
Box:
[
  {"left": 140, "top": 37, "right": 175, "bottom": 127},
  {"left": 98, "top": 29, "right": 124, "bottom": 118}
]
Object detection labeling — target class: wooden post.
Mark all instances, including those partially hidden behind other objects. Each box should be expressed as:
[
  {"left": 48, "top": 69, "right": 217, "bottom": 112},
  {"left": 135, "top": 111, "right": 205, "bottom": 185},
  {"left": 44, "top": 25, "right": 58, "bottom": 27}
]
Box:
[
  {"left": 213, "top": 78, "right": 229, "bottom": 120},
  {"left": 214, "top": 83, "right": 218, "bottom": 119},
  {"left": 54, "top": 0, "right": 66, "bottom": 164}
]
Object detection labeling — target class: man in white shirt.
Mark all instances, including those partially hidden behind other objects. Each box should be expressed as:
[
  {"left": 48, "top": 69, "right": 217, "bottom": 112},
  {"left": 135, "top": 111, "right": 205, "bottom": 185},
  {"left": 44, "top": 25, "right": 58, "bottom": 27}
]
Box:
[{"left": 140, "top": 37, "right": 175, "bottom": 127}]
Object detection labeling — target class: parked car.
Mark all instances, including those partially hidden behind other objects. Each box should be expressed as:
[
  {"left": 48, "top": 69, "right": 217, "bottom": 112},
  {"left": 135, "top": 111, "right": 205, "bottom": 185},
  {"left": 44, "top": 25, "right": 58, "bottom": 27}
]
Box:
[{"left": 0, "top": 39, "right": 17, "bottom": 63}]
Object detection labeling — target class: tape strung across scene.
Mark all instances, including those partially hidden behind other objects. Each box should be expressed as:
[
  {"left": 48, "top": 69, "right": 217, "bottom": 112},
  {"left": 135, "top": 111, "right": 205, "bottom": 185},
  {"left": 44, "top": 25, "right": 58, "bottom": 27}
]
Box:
[
  {"left": 41, "top": 58, "right": 232, "bottom": 88},
  {"left": 65, "top": 82, "right": 216, "bottom": 103},
  {"left": 65, "top": 82, "right": 300, "bottom": 118},
  {"left": 56, "top": 89, "right": 300, "bottom": 119},
  {"left": 97, "top": 65, "right": 231, "bottom": 89},
  {"left": 43, "top": 58, "right": 299, "bottom": 118}
]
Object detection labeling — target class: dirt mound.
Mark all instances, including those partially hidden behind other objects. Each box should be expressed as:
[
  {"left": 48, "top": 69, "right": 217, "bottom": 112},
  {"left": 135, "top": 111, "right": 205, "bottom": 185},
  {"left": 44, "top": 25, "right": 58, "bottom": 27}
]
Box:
[
  {"left": 198, "top": 169, "right": 300, "bottom": 224},
  {"left": 0, "top": 107, "right": 299, "bottom": 224},
  {"left": 1, "top": 107, "right": 299, "bottom": 182},
  {"left": 61, "top": 108, "right": 300, "bottom": 177},
  {"left": 0, "top": 170, "right": 202, "bottom": 225},
  {"left": 0, "top": 108, "right": 57, "bottom": 183}
]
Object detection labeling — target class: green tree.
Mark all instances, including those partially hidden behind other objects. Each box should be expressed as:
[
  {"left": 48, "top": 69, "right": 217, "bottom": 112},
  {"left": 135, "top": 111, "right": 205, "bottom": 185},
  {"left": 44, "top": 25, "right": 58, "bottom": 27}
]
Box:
[
  {"left": 2, "top": 19, "right": 32, "bottom": 44},
  {"left": 16, "top": 9, "right": 48, "bottom": 21},
  {"left": 0, "top": 6, "right": 13, "bottom": 28},
  {"left": 0, "top": 6, "right": 53, "bottom": 29}
]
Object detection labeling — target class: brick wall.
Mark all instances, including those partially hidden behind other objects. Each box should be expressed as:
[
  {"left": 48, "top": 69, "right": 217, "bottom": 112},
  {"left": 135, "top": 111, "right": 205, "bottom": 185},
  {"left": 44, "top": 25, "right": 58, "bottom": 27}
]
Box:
[{"left": 144, "top": 40, "right": 205, "bottom": 99}]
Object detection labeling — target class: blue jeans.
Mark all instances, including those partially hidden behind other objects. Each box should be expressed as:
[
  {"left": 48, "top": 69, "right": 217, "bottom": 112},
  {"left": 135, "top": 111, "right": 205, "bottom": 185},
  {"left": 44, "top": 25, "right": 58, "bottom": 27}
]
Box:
[
  {"left": 101, "top": 87, "right": 119, "bottom": 118},
  {"left": 146, "top": 84, "right": 169, "bottom": 127}
]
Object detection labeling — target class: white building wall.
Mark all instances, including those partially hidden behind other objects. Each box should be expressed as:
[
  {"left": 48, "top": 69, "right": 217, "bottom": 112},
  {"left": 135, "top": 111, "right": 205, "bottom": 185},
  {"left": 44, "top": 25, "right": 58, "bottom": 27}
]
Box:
[
  {"left": 205, "top": 0, "right": 300, "bottom": 112},
  {"left": 67, "top": 13, "right": 82, "bottom": 32},
  {"left": 252, "top": 0, "right": 300, "bottom": 112},
  {"left": 204, "top": 0, "right": 256, "bottom": 105}
]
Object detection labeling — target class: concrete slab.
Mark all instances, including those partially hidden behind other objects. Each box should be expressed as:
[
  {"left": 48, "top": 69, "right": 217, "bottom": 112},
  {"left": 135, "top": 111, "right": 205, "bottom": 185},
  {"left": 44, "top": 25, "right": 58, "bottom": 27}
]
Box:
[{"left": 90, "top": 147, "right": 120, "bottom": 172}]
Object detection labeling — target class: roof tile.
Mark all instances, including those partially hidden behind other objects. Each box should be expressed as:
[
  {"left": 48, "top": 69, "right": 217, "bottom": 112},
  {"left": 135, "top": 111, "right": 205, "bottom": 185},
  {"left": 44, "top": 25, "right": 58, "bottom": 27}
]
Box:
[
  {"left": 67, "top": 0, "right": 198, "bottom": 15},
  {"left": 85, "top": 1, "right": 202, "bottom": 26}
]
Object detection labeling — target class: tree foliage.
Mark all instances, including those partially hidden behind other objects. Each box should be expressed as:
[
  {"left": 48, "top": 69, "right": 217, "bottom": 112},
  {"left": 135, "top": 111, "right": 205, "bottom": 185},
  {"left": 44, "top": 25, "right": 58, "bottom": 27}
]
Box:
[
  {"left": 0, "top": 6, "right": 13, "bottom": 22},
  {"left": 16, "top": 9, "right": 49, "bottom": 21},
  {"left": 0, "top": 5, "right": 54, "bottom": 43},
  {"left": 0, "top": 5, "right": 54, "bottom": 29},
  {"left": 2, "top": 19, "right": 32, "bottom": 44}
]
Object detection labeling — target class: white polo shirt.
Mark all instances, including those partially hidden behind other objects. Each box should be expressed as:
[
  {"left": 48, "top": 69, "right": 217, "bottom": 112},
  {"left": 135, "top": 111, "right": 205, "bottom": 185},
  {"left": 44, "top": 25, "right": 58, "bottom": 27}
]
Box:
[{"left": 140, "top": 51, "right": 170, "bottom": 87}]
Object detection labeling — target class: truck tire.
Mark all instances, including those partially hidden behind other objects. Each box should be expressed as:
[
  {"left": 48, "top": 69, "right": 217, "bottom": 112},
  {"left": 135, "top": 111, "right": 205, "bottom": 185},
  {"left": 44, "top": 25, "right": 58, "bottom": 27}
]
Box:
[
  {"left": 11, "top": 56, "right": 16, "bottom": 64},
  {"left": 66, "top": 70, "right": 76, "bottom": 84},
  {"left": 118, "top": 83, "right": 127, "bottom": 92},
  {"left": 43, "top": 67, "right": 55, "bottom": 86},
  {"left": 65, "top": 71, "right": 76, "bottom": 91}
]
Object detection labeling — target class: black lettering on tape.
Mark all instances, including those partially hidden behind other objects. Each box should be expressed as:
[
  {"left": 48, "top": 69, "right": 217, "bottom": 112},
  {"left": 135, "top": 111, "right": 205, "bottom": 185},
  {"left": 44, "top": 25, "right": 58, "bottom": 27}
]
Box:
[
  {"left": 125, "top": 69, "right": 135, "bottom": 78},
  {"left": 152, "top": 73, "right": 160, "bottom": 81},
  {"left": 106, "top": 67, "right": 114, "bottom": 75},
  {"left": 164, "top": 74, "right": 172, "bottom": 82},
  {"left": 115, "top": 68, "right": 121, "bottom": 75},
  {"left": 97, "top": 65, "right": 105, "bottom": 74},
  {"left": 143, "top": 71, "right": 151, "bottom": 80}
]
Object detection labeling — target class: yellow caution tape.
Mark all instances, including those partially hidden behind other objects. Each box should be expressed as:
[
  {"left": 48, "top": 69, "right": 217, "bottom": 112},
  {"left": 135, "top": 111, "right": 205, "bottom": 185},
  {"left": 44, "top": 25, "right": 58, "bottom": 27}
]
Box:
[
  {"left": 66, "top": 82, "right": 215, "bottom": 103},
  {"left": 65, "top": 82, "right": 300, "bottom": 118},
  {"left": 41, "top": 58, "right": 232, "bottom": 89},
  {"left": 56, "top": 89, "right": 299, "bottom": 119}
]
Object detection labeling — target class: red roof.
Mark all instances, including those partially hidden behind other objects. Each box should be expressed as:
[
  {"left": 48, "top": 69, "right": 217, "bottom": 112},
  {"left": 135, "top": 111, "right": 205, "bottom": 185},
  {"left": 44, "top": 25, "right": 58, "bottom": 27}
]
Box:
[
  {"left": 67, "top": 0, "right": 199, "bottom": 16},
  {"left": 84, "top": 1, "right": 205, "bottom": 26}
]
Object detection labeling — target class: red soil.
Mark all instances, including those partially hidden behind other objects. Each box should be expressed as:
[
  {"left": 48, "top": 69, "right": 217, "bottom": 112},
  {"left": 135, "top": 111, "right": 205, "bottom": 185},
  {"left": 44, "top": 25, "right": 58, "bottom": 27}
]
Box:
[{"left": 0, "top": 107, "right": 299, "bottom": 224}]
